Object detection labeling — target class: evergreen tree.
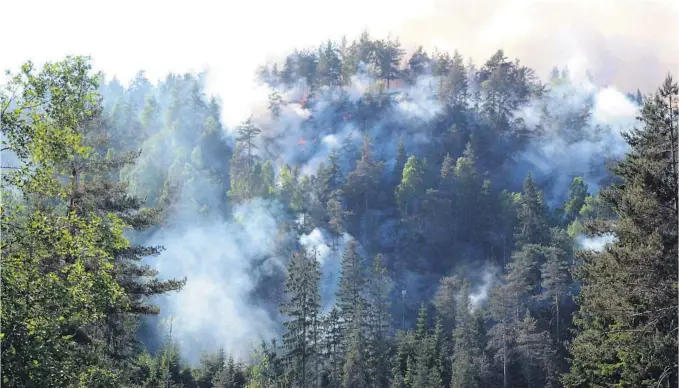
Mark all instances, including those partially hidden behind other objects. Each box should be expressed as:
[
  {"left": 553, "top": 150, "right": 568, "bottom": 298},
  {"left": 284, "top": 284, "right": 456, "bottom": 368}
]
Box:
[
  {"left": 345, "top": 136, "right": 385, "bottom": 245},
  {"left": 337, "top": 240, "right": 367, "bottom": 329},
  {"left": 515, "top": 173, "right": 550, "bottom": 246},
  {"left": 318, "top": 40, "right": 343, "bottom": 87},
  {"left": 441, "top": 50, "right": 468, "bottom": 107},
  {"left": 1, "top": 57, "right": 183, "bottom": 387},
  {"left": 539, "top": 244, "right": 572, "bottom": 347},
  {"left": 365, "top": 254, "right": 393, "bottom": 388},
  {"left": 564, "top": 75, "right": 678, "bottom": 388},
  {"left": 342, "top": 303, "right": 368, "bottom": 388},
  {"left": 281, "top": 247, "right": 321, "bottom": 387},
  {"left": 451, "top": 281, "right": 488, "bottom": 388},
  {"left": 321, "top": 308, "right": 343, "bottom": 387},
  {"left": 406, "top": 46, "right": 430, "bottom": 83},
  {"left": 373, "top": 37, "right": 404, "bottom": 89},
  {"left": 396, "top": 155, "right": 426, "bottom": 218},
  {"left": 393, "top": 136, "right": 407, "bottom": 189},
  {"left": 234, "top": 117, "right": 261, "bottom": 194},
  {"left": 562, "top": 176, "right": 589, "bottom": 224}
]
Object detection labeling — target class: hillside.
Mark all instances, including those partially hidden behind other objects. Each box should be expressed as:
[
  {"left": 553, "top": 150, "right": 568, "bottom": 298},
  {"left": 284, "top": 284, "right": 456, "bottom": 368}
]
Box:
[{"left": 1, "top": 33, "right": 677, "bottom": 388}]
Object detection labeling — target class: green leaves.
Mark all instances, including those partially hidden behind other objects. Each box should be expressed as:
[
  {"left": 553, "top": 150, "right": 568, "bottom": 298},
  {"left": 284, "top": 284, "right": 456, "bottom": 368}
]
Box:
[{"left": 1, "top": 56, "right": 172, "bottom": 387}]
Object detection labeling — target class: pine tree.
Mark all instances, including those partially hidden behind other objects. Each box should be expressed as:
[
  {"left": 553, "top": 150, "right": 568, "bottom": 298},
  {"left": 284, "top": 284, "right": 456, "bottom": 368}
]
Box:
[
  {"left": 428, "top": 316, "right": 447, "bottom": 388},
  {"left": 539, "top": 244, "right": 572, "bottom": 346},
  {"left": 453, "top": 142, "right": 482, "bottom": 243},
  {"left": 393, "top": 136, "right": 407, "bottom": 190},
  {"left": 278, "top": 164, "right": 296, "bottom": 206},
  {"left": 234, "top": 116, "right": 261, "bottom": 191},
  {"left": 365, "top": 254, "right": 393, "bottom": 388},
  {"left": 396, "top": 155, "right": 426, "bottom": 218},
  {"left": 564, "top": 75, "right": 678, "bottom": 388},
  {"left": 514, "top": 313, "right": 555, "bottom": 387},
  {"left": 337, "top": 240, "right": 367, "bottom": 329},
  {"left": 515, "top": 173, "right": 550, "bottom": 246},
  {"left": 406, "top": 46, "right": 430, "bottom": 84},
  {"left": 327, "top": 195, "right": 349, "bottom": 254},
  {"left": 390, "top": 330, "right": 416, "bottom": 388},
  {"left": 373, "top": 36, "right": 404, "bottom": 89},
  {"left": 345, "top": 136, "right": 385, "bottom": 245},
  {"left": 432, "top": 276, "right": 462, "bottom": 331},
  {"left": 451, "top": 281, "right": 487, "bottom": 388},
  {"left": 562, "top": 176, "right": 589, "bottom": 224},
  {"left": 196, "top": 349, "right": 226, "bottom": 388},
  {"left": 345, "top": 136, "right": 385, "bottom": 215},
  {"left": 411, "top": 304, "right": 433, "bottom": 387},
  {"left": 441, "top": 50, "right": 468, "bottom": 107},
  {"left": 342, "top": 303, "right": 368, "bottom": 388},
  {"left": 268, "top": 91, "right": 282, "bottom": 120},
  {"left": 291, "top": 175, "right": 313, "bottom": 233},
  {"left": 281, "top": 247, "right": 321, "bottom": 387},
  {"left": 1, "top": 57, "right": 183, "bottom": 387},
  {"left": 321, "top": 308, "right": 343, "bottom": 387},
  {"left": 318, "top": 40, "right": 343, "bottom": 87}
]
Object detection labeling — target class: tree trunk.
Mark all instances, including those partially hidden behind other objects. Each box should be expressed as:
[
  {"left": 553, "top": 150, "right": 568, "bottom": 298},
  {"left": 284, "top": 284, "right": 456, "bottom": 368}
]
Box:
[
  {"left": 502, "top": 326, "right": 507, "bottom": 388},
  {"left": 555, "top": 294, "right": 560, "bottom": 344}
]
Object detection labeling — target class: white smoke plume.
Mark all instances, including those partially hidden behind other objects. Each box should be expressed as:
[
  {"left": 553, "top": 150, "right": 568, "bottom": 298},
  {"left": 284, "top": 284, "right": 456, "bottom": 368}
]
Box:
[
  {"left": 148, "top": 198, "right": 287, "bottom": 363},
  {"left": 229, "top": 72, "right": 444, "bottom": 180},
  {"left": 299, "top": 228, "right": 353, "bottom": 313},
  {"left": 470, "top": 269, "right": 495, "bottom": 312},
  {"left": 2, "top": 0, "right": 675, "bottom": 368},
  {"left": 515, "top": 65, "right": 640, "bottom": 202},
  {"left": 575, "top": 233, "right": 617, "bottom": 252}
]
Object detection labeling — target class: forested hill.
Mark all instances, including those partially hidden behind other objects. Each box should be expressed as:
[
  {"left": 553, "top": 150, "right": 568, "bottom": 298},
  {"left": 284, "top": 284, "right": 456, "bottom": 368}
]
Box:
[{"left": 1, "top": 33, "right": 677, "bottom": 388}]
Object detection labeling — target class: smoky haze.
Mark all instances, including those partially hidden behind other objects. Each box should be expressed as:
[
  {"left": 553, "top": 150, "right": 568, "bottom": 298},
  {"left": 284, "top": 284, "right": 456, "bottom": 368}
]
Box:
[
  {"left": 394, "top": 0, "right": 679, "bottom": 93},
  {"left": 2, "top": 1, "right": 677, "bottom": 94},
  {"left": 1, "top": 0, "right": 674, "bottom": 367}
]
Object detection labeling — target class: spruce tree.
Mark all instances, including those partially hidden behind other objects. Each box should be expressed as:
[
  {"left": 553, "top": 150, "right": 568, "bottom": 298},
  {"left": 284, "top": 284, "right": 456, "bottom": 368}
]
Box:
[
  {"left": 281, "top": 247, "right": 321, "bottom": 387},
  {"left": 365, "top": 254, "right": 393, "bottom": 388},
  {"left": 565, "top": 75, "right": 678, "bottom": 388},
  {"left": 451, "top": 281, "right": 488, "bottom": 388},
  {"left": 515, "top": 173, "right": 550, "bottom": 246},
  {"left": 337, "top": 240, "right": 367, "bottom": 328}
]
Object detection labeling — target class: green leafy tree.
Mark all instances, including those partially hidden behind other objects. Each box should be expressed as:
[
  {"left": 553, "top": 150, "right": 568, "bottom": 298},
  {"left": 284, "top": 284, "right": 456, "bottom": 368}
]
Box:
[
  {"left": 1, "top": 57, "right": 182, "bottom": 387},
  {"left": 562, "top": 176, "right": 589, "bottom": 224}
]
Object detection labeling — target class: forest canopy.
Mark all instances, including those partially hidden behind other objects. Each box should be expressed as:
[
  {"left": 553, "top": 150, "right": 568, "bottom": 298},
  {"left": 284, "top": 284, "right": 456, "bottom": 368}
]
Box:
[{"left": 1, "top": 32, "right": 677, "bottom": 388}]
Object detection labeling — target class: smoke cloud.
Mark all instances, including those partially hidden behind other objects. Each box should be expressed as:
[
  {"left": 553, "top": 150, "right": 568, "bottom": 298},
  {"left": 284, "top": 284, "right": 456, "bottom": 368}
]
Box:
[
  {"left": 470, "top": 269, "right": 495, "bottom": 312},
  {"left": 299, "top": 227, "right": 353, "bottom": 313},
  {"left": 575, "top": 233, "right": 617, "bottom": 252},
  {"left": 515, "top": 67, "right": 640, "bottom": 203},
  {"left": 2, "top": 0, "right": 674, "bottom": 366},
  {"left": 148, "top": 198, "right": 287, "bottom": 363}
]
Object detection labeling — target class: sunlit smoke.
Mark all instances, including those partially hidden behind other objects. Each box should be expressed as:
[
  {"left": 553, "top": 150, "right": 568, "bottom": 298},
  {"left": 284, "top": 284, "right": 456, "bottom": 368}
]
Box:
[
  {"left": 575, "top": 233, "right": 617, "bottom": 252},
  {"left": 148, "top": 199, "right": 287, "bottom": 363}
]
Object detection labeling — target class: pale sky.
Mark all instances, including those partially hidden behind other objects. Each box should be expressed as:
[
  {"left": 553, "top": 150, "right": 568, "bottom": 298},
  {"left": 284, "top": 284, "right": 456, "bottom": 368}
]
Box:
[{"left": 2, "top": 0, "right": 678, "bottom": 125}]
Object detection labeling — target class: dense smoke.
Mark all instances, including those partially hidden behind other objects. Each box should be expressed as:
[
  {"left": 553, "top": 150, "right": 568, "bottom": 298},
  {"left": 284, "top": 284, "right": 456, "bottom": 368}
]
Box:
[
  {"left": 148, "top": 199, "right": 287, "bottom": 363},
  {"left": 515, "top": 58, "right": 640, "bottom": 203},
  {"left": 137, "top": 46, "right": 641, "bottom": 361},
  {"left": 4, "top": 1, "right": 667, "bottom": 365}
]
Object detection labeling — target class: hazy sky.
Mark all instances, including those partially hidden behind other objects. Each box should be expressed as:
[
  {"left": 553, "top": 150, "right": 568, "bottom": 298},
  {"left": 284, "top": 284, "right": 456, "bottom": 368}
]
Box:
[{"left": 2, "top": 0, "right": 677, "bottom": 102}]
